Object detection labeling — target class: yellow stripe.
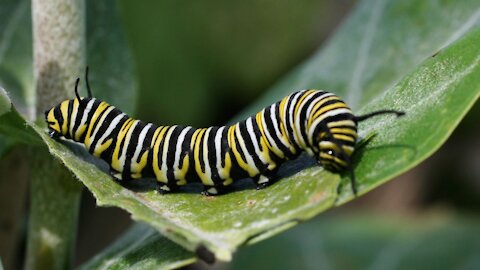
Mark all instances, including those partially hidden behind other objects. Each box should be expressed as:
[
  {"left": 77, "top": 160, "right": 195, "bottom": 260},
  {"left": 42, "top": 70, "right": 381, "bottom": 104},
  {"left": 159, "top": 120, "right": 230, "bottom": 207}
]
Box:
[
  {"left": 228, "top": 125, "right": 251, "bottom": 174},
  {"left": 47, "top": 109, "right": 60, "bottom": 133},
  {"left": 311, "top": 102, "right": 347, "bottom": 121},
  {"left": 292, "top": 90, "right": 315, "bottom": 147},
  {"left": 327, "top": 120, "right": 356, "bottom": 128},
  {"left": 111, "top": 118, "right": 134, "bottom": 170},
  {"left": 69, "top": 98, "right": 79, "bottom": 137},
  {"left": 152, "top": 126, "right": 168, "bottom": 183},
  {"left": 319, "top": 152, "right": 348, "bottom": 167},
  {"left": 293, "top": 90, "right": 314, "bottom": 117},
  {"left": 278, "top": 96, "right": 296, "bottom": 154},
  {"left": 132, "top": 150, "right": 149, "bottom": 177},
  {"left": 257, "top": 111, "right": 285, "bottom": 159},
  {"left": 194, "top": 129, "right": 213, "bottom": 185},
  {"left": 60, "top": 101, "right": 69, "bottom": 135},
  {"left": 176, "top": 153, "right": 189, "bottom": 185},
  {"left": 333, "top": 134, "right": 356, "bottom": 143},
  {"left": 330, "top": 127, "right": 357, "bottom": 136},
  {"left": 307, "top": 96, "right": 340, "bottom": 128},
  {"left": 252, "top": 114, "right": 273, "bottom": 165},
  {"left": 84, "top": 102, "right": 109, "bottom": 147},
  {"left": 94, "top": 138, "right": 112, "bottom": 157}
]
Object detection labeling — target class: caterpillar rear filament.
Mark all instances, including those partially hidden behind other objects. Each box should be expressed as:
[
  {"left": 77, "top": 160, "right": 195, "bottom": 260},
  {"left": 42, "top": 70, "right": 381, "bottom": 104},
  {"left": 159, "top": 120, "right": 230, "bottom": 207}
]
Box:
[{"left": 45, "top": 69, "right": 404, "bottom": 196}]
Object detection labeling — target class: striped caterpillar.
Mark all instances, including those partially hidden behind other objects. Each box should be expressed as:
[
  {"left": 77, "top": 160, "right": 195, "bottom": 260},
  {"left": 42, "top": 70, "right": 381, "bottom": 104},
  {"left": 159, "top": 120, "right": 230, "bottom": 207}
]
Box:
[{"left": 45, "top": 69, "right": 404, "bottom": 195}]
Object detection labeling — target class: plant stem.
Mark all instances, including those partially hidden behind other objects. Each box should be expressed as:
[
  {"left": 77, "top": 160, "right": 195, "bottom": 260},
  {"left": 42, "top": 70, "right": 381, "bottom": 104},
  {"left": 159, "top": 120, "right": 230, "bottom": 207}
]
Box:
[
  {"left": 32, "top": 0, "right": 86, "bottom": 115},
  {"left": 26, "top": 150, "right": 83, "bottom": 270},
  {"left": 27, "top": 0, "right": 85, "bottom": 269}
]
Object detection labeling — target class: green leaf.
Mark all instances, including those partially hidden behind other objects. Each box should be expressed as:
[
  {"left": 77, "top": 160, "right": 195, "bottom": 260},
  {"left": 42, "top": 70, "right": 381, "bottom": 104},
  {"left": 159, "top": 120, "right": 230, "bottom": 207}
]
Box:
[
  {"left": 77, "top": 223, "right": 196, "bottom": 270},
  {"left": 0, "top": 88, "right": 41, "bottom": 145},
  {"left": 241, "top": 0, "right": 480, "bottom": 113},
  {"left": 27, "top": 0, "right": 480, "bottom": 263},
  {"left": 232, "top": 214, "right": 480, "bottom": 270}
]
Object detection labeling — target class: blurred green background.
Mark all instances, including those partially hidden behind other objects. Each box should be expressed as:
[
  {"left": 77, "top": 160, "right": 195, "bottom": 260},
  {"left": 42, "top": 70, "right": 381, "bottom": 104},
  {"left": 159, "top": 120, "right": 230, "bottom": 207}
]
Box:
[{"left": 118, "top": 0, "right": 353, "bottom": 126}]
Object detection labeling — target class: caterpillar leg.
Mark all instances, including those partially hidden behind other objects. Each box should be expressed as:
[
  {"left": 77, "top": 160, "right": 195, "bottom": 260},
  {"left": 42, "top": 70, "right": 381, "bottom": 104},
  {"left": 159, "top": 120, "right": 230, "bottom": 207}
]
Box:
[
  {"left": 201, "top": 185, "right": 227, "bottom": 196},
  {"left": 156, "top": 182, "right": 178, "bottom": 195},
  {"left": 110, "top": 168, "right": 127, "bottom": 182},
  {"left": 255, "top": 175, "right": 272, "bottom": 190},
  {"left": 254, "top": 170, "right": 278, "bottom": 190}
]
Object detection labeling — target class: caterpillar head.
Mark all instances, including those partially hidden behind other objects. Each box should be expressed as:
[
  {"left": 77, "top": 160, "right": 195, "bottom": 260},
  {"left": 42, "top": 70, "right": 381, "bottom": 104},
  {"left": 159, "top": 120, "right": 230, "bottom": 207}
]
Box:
[
  {"left": 45, "top": 101, "right": 68, "bottom": 138},
  {"left": 317, "top": 137, "right": 356, "bottom": 172},
  {"left": 316, "top": 109, "right": 405, "bottom": 195},
  {"left": 45, "top": 67, "right": 93, "bottom": 139}
]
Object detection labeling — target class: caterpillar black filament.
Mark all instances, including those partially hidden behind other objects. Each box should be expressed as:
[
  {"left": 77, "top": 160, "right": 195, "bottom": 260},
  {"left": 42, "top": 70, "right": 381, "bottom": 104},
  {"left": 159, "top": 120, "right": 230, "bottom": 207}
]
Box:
[{"left": 45, "top": 69, "right": 404, "bottom": 196}]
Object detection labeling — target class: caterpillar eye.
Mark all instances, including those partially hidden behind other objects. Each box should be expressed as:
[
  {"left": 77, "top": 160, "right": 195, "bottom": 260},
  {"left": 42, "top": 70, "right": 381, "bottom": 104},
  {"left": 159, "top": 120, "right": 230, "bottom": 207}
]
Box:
[{"left": 326, "top": 150, "right": 335, "bottom": 156}]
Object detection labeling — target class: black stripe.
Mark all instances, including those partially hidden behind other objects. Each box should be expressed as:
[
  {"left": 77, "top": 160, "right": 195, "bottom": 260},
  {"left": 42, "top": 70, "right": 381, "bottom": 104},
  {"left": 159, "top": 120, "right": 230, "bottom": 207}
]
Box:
[
  {"left": 101, "top": 115, "right": 129, "bottom": 164},
  {"left": 251, "top": 113, "right": 279, "bottom": 165},
  {"left": 53, "top": 106, "right": 63, "bottom": 132},
  {"left": 207, "top": 126, "right": 220, "bottom": 183},
  {"left": 88, "top": 105, "right": 113, "bottom": 145},
  {"left": 79, "top": 99, "right": 101, "bottom": 143},
  {"left": 66, "top": 100, "right": 73, "bottom": 138},
  {"left": 157, "top": 126, "right": 171, "bottom": 175},
  {"left": 179, "top": 127, "right": 195, "bottom": 169},
  {"left": 197, "top": 128, "right": 207, "bottom": 174},
  {"left": 238, "top": 119, "right": 266, "bottom": 173},
  {"left": 166, "top": 126, "right": 182, "bottom": 184},
  {"left": 263, "top": 103, "right": 289, "bottom": 158},
  {"left": 274, "top": 101, "right": 296, "bottom": 158},
  {"left": 125, "top": 121, "right": 145, "bottom": 176},
  {"left": 312, "top": 113, "right": 355, "bottom": 143},
  {"left": 72, "top": 98, "right": 89, "bottom": 140},
  {"left": 116, "top": 118, "right": 134, "bottom": 160},
  {"left": 89, "top": 107, "right": 122, "bottom": 153},
  {"left": 298, "top": 92, "right": 324, "bottom": 147},
  {"left": 220, "top": 126, "right": 229, "bottom": 168}
]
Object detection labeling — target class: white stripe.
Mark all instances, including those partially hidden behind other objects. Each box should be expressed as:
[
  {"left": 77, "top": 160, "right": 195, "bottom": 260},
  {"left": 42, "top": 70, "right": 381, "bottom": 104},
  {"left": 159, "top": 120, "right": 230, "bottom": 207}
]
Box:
[
  {"left": 93, "top": 113, "right": 126, "bottom": 153},
  {"left": 288, "top": 92, "right": 303, "bottom": 146},
  {"left": 235, "top": 124, "right": 259, "bottom": 176},
  {"left": 202, "top": 127, "right": 213, "bottom": 181},
  {"left": 215, "top": 126, "right": 227, "bottom": 178},
  {"left": 131, "top": 123, "right": 153, "bottom": 172},
  {"left": 294, "top": 91, "right": 317, "bottom": 148},
  {"left": 261, "top": 107, "right": 283, "bottom": 158},
  {"left": 119, "top": 120, "right": 139, "bottom": 166},
  {"left": 246, "top": 117, "right": 267, "bottom": 164},
  {"left": 305, "top": 93, "right": 335, "bottom": 122},
  {"left": 173, "top": 127, "right": 191, "bottom": 178},
  {"left": 87, "top": 106, "right": 115, "bottom": 149},
  {"left": 75, "top": 98, "right": 95, "bottom": 139},
  {"left": 161, "top": 126, "right": 176, "bottom": 177},
  {"left": 270, "top": 103, "right": 289, "bottom": 148},
  {"left": 69, "top": 100, "right": 79, "bottom": 137}
]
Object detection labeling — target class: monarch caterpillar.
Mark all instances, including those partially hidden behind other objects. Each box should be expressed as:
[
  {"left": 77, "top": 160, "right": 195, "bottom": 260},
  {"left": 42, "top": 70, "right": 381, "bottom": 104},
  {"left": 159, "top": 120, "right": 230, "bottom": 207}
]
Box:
[{"left": 45, "top": 69, "right": 404, "bottom": 196}]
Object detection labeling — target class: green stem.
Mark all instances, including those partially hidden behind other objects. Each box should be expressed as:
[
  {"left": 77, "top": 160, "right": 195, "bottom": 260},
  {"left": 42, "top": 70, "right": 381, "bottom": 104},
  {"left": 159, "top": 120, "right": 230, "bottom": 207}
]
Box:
[
  {"left": 0, "top": 147, "right": 29, "bottom": 270},
  {"left": 26, "top": 0, "right": 86, "bottom": 269},
  {"left": 26, "top": 149, "right": 83, "bottom": 270},
  {"left": 32, "top": 0, "right": 86, "bottom": 116}
]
